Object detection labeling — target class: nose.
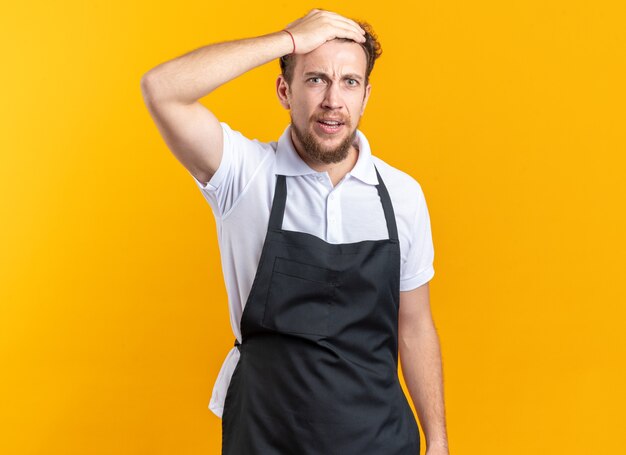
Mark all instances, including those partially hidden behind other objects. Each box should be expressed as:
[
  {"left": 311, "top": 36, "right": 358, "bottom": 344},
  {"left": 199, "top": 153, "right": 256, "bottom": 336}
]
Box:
[{"left": 321, "top": 82, "right": 343, "bottom": 110}]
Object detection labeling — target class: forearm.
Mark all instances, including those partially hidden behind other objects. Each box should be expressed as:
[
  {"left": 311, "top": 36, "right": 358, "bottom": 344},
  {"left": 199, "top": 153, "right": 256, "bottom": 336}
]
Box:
[
  {"left": 399, "top": 321, "right": 449, "bottom": 450},
  {"left": 141, "top": 30, "right": 293, "bottom": 104}
]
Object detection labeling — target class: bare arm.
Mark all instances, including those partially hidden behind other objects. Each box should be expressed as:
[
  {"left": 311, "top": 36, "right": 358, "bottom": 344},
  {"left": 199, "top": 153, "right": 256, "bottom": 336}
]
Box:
[
  {"left": 139, "top": 9, "right": 366, "bottom": 185},
  {"left": 398, "top": 283, "right": 450, "bottom": 454},
  {"left": 141, "top": 31, "right": 294, "bottom": 105},
  {"left": 139, "top": 31, "right": 294, "bottom": 184}
]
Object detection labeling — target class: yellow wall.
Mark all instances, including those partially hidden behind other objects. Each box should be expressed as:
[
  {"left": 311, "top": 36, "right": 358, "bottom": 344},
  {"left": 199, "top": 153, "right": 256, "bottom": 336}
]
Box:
[{"left": 1, "top": 1, "right": 624, "bottom": 453}]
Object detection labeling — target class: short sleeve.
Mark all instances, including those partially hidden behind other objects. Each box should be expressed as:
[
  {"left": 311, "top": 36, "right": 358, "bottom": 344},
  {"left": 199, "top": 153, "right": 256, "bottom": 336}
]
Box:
[
  {"left": 400, "top": 184, "right": 435, "bottom": 291},
  {"left": 190, "top": 122, "right": 272, "bottom": 218}
]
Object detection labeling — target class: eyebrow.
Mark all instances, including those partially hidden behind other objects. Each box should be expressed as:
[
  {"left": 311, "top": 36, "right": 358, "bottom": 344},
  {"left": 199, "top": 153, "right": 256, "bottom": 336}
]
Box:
[{"left": 303, "top": 71, "right": 364, "bottom": 82}]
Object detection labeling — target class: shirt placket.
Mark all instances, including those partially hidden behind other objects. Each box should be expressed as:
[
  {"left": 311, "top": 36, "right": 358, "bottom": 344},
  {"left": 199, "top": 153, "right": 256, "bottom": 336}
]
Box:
[{"left": 314, "top": 172, "right": 344, "bottom": 244}]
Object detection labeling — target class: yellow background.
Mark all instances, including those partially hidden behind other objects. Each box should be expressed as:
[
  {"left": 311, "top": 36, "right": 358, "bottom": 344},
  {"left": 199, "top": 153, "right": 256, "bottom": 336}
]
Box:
[{"left": 1, "top": 1, "right": 625, "bottom": 453}]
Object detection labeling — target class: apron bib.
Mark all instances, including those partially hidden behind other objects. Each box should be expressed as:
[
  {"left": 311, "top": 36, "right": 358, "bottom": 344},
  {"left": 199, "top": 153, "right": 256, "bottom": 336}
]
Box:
[{"left": 222, "top": 165, "right": 420, "bottom": 454}]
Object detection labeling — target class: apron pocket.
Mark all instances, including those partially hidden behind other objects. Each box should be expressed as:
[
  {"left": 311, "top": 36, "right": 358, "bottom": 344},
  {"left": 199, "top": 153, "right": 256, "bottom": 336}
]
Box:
[{"left": 261, "top": 257, "right": 338, "bottom": 337}]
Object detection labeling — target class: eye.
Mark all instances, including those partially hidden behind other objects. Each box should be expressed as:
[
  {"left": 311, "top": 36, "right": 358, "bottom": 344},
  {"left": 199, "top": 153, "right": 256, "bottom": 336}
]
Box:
[
  {"left": 308, "top": 77, "right": 324, "bottom": 83},
  {"left": 346, "top": 79, "right": 358, "bottom": 86}
]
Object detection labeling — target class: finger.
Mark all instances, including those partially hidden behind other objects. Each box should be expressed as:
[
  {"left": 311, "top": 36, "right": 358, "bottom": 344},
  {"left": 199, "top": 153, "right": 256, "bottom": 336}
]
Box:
[
  {"left": 332, "top": 19, "right": 366, "bottom": 40},
  {"left": 325, "top": 12, "right": 366, "bottom": 35},
  {"left": 330, "top": 24, "right": 367, "bottom": 43}
]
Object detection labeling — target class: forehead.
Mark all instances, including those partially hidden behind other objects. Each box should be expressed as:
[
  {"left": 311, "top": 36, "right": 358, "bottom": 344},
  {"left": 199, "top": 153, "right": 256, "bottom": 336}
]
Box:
[{"left": 295, "top": 40, "right": 367, "bottom": 77}]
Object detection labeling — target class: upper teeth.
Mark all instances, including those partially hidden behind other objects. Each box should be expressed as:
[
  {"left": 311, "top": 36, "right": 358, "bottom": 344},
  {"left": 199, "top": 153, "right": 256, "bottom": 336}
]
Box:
[{"left": 322, "top": 121, "right": 340, "bottom": 125}]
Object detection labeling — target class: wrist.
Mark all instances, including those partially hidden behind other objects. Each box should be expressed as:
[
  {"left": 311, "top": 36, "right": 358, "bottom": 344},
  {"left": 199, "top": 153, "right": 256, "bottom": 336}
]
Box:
[
  {"left": 427, "top": 438, "right": 449, "bottom": 450},
  {"left": 281, "top": 29, "right": 296, "bottom": 55}
]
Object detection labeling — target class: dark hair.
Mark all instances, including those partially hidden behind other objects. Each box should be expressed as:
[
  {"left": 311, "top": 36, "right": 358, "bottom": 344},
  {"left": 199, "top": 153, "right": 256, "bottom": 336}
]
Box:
[{"left": 279, "top": 20, "right": 382, "bottom": 89}]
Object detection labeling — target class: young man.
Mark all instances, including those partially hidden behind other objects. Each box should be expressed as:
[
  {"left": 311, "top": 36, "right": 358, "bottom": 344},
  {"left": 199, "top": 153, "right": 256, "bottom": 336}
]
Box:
[{"left": 141, "top": 8, "right": 449, "bottom": 455}]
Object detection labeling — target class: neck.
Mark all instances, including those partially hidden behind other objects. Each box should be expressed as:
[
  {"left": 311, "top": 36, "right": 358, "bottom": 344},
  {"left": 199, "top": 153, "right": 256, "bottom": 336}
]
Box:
[
  {"left": 290, "top": 131, "right": 360, "bottom": 187},
  {"left": 324, "top": 145, "right": 359, "bottom": 187}
]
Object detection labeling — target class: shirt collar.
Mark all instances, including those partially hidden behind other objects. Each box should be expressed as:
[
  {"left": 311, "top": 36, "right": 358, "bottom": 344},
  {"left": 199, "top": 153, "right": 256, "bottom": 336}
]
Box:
[{"left": 273, "top": 123, "right": 379, "bottom": 185}]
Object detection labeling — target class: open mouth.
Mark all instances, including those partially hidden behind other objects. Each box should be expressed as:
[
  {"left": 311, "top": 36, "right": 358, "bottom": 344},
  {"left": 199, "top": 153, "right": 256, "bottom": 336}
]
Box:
[{"left": 316, "top": 120, "right": 345, "bottom": 134}]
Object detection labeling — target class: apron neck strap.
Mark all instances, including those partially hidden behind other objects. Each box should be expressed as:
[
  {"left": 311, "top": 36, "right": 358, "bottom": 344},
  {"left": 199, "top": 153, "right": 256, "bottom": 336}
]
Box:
[
  {"left": 269, "top": 164, "right": 399, "bottom": 242},
  {"left": 373, "top": 165, "right": 399, "bottom": 242}
]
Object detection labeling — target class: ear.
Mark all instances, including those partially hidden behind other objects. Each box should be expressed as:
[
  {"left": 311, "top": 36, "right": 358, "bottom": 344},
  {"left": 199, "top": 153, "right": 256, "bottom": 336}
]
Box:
[
  {"left": 360, "top": 83, "right": 372, "bottom": 116},
  {"left": 276, "top": 75, "right": 291, "bottom": 110}
]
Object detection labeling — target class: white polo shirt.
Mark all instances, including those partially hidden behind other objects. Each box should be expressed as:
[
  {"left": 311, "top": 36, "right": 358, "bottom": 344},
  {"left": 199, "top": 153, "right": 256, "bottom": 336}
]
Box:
[{"left": 191, "top": 121, "right": 435, "bottom": 418}]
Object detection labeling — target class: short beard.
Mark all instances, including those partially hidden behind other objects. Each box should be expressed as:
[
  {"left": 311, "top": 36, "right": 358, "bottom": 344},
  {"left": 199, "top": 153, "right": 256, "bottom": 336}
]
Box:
[{"left": 290, "top": 116, "right": 358, "bottom": 165}]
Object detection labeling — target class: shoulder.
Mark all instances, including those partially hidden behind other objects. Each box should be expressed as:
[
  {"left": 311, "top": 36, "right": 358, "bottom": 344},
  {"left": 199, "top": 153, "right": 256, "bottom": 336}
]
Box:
[
  {"left": 194, "top": 121, "right": 277, "bottom": 218},
  {"left": 371, "top": 155, "right": 427, "bottom": 213},
  {"left": 221, "top": 121, "right": 278, "bottom": 158}
]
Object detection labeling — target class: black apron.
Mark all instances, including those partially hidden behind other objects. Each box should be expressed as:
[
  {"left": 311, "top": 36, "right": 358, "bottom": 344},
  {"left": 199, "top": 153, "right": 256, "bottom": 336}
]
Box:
[{"left": 222, "top": 165, "right": 420, "bottom": 454}]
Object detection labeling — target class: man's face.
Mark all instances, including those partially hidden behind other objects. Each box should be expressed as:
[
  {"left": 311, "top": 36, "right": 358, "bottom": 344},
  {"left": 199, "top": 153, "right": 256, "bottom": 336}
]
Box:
[{"left": 277, "top": 40, "right": 372, "bottom": 165}]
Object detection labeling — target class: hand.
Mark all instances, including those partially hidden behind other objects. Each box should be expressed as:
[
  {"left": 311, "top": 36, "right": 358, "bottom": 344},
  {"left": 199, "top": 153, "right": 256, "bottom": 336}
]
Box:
[
  {"left": 426, "top": 449, "right": 449, "bottom": 455},
  {"left": 283, "top": 9, "right": 367, "bottom": 55},
  {"left": 426, "top": 440, "right": 450, "bottom": 455}
]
